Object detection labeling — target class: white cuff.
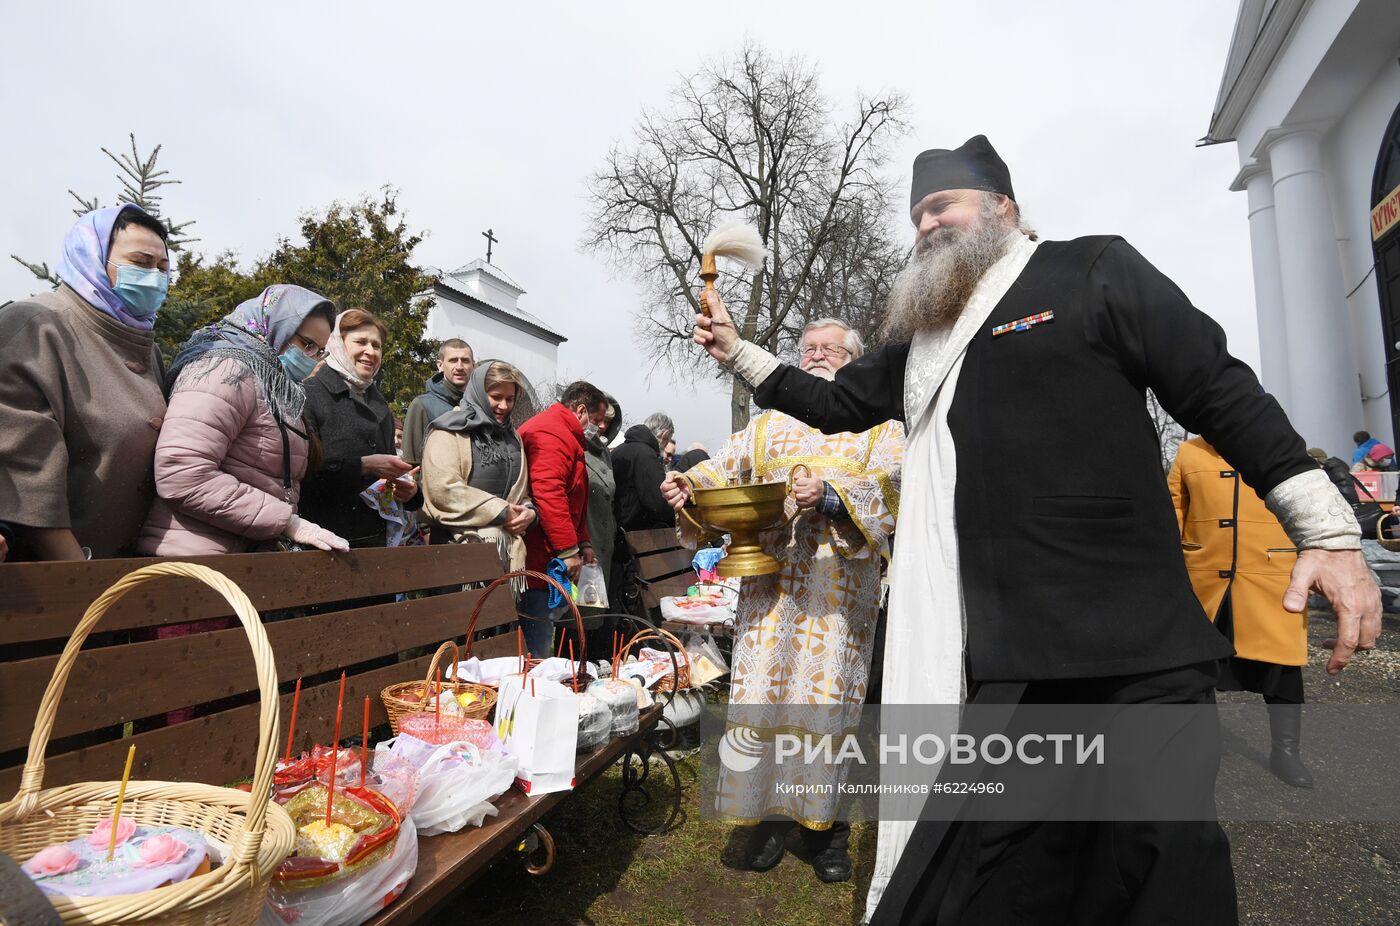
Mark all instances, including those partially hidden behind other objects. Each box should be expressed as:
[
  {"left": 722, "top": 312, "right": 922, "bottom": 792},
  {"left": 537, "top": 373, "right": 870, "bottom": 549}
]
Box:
[
  {"left": 1264, "top": 468, "right": 1362, "bottom": 551},
  {"left": 724, "top": 340, "right": 782, "bottom": 388}
]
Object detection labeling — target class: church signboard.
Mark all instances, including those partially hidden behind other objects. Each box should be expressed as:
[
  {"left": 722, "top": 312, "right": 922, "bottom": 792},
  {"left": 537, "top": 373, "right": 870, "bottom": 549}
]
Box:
[{"left": 1372, "top": 181, "right": 1400, "bottom": 241}]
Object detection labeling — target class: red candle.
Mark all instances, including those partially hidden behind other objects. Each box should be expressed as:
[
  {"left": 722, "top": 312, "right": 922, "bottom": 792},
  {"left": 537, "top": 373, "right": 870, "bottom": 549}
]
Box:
[
  {"left": 360, "top": 696, "right": 370, "bottom": 788},
  {"left": 284, "top": 677, "right": 302, "bottom": 763},
  {"left": 325, "top": 671, "right": 345, "bottom": 825},
  {"left": 435, "top": 669, "right": 442, "bottom": 730}
]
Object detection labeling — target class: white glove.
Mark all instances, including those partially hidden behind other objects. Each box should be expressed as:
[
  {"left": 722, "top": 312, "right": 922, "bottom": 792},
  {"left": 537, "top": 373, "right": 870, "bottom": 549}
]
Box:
[{"left": 286, "top": 515, "right": 350, "bottom": 552}]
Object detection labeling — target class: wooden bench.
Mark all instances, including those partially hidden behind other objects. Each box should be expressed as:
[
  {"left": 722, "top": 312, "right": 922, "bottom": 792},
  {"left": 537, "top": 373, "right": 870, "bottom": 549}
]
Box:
[
  {"left": 0, "top": 544, "right": 680, "bottom": 924},
  {"left": 625, "top": 528, "right": 735, "bottom": 639}
]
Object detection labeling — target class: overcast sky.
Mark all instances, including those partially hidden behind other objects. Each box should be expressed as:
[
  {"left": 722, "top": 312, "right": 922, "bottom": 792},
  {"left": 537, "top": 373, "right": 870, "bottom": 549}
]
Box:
[{"left": 0, "top": 1, "right": 1252, "bottom": 452}]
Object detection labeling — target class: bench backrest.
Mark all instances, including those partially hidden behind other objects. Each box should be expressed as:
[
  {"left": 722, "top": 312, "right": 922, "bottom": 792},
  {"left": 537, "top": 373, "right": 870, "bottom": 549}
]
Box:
[
  {"left": 624, "top": 529, "right": 694, "bottom": 611},
  {"left": 0, "top": 544, "right": 511, "bottom": 797}
]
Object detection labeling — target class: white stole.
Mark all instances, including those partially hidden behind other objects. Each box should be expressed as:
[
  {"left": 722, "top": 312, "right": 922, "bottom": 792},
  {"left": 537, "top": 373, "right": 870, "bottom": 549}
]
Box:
[{"left": 863, "top": 232, "right": 1039, "bottom": 920}]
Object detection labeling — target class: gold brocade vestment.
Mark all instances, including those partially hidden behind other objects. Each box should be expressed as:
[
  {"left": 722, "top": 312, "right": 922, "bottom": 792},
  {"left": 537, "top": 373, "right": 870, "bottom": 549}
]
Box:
[{"left": 680, "top": 409, "right": 903, "bottom": 827}]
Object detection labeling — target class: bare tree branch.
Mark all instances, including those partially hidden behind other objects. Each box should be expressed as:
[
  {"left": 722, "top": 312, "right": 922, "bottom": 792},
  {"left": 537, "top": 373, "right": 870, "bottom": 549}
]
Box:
[{"left": 581, "top": 43, "right": 907, "bottom": 430}]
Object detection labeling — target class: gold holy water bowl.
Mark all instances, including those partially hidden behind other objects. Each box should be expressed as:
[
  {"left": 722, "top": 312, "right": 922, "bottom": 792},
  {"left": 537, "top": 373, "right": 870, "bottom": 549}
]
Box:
[{"left": 679, "top": 464, "right": 809, "bottom": 577}]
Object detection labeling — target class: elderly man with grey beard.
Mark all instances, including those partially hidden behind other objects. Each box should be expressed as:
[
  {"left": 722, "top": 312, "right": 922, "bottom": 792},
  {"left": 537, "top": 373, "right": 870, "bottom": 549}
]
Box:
[
  {"left": 692, "top": 135, "right": 1381, "bottom": 926},
  {"left": 661, "top": 318, "right": 902, "bottom": 884}
]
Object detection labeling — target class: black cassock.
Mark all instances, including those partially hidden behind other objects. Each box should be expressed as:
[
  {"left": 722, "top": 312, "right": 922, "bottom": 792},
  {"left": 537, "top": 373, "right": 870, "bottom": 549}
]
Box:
[{"left": 750, "top": 236, "right": 1314, "bottom": 925}]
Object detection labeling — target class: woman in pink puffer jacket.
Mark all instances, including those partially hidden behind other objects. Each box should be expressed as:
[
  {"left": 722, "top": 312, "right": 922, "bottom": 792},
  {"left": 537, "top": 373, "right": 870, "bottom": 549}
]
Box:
[{"left": 138, "top": 284, "right": 349, "bottom": 555}]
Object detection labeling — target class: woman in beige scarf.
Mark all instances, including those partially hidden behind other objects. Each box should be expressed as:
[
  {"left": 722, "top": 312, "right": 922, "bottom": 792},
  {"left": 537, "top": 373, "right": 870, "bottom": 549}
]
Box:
[{"left": 422, "top": 360, "right": 534, "bottom": 573}]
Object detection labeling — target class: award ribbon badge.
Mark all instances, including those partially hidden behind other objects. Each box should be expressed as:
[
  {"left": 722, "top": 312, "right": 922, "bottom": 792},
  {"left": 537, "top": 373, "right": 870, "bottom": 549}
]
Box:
[{"left": 992, "top": 309, "right": 1054, "bottom": 337}]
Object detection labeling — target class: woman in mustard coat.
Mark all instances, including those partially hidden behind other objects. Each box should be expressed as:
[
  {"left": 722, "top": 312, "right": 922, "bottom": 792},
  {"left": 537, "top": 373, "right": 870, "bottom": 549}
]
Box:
[{"left": 1169, "top": 436, "right": 1313, "bottom": 787}]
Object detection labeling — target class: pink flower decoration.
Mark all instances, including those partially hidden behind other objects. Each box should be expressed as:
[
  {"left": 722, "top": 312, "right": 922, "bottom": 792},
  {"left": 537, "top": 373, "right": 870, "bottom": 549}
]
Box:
[
  {"left": 135, "top": 833, "right": 190, "bottom": 868},
  {"left": 25, "top": 845, "right": 80, "bottom": 877},
  {"left": 86, "top": 816, "right": 136, "bottom": 850}
]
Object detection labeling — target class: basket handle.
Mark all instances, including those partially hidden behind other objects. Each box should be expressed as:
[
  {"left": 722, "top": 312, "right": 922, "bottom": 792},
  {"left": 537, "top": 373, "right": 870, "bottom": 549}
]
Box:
[
  {"left": 1378, "top": 511, "right": 1400, "bottom": 546},
  {"left": 465, "top": 569, "right": 587, "bottom": 664},
  {"left": 0, "top": 562, "right": 280, "bottom": 872},
  {"left": 420, "top": 640, "right": 463, "bottom": 701},
  {"left": 613, "top": 626, "right": 691, "bottom": 679}
]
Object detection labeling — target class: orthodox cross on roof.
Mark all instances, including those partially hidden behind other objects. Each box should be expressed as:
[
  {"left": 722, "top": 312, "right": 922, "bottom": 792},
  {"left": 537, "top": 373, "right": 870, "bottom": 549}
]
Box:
[{"left": 482, "top": 227, "right": 499, "bottom": 264}]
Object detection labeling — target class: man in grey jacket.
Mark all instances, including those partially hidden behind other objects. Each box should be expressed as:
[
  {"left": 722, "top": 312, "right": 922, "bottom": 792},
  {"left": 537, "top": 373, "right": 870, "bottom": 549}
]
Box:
[{"left": 401, "top": 338, "right": 474, "bottom": 466}]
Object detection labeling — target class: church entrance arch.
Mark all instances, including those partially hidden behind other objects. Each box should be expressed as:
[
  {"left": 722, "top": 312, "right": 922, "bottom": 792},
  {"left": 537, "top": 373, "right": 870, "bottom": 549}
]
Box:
[{"left": 1372, "top": 98, "right": 1400, "bottom": 436}]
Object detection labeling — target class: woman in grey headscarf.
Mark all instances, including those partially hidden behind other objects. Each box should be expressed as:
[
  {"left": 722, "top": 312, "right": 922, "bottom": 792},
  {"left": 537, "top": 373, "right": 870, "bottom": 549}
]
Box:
[
  {"left": 137, "top": 284, "right": 348, "bottom": 555},
  {"left": 421, "top": 359, "right": 535, "bottom": 572}
]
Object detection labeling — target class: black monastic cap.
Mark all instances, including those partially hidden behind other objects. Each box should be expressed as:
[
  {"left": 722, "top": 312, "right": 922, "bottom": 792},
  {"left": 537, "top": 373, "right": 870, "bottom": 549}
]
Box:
[{"left": 909, "top": 135, "right": 1015, "bottom": 211}]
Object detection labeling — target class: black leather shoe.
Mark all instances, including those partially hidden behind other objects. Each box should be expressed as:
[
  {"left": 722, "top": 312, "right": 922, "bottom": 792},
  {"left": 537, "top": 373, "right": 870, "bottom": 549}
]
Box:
[
  {"left": 812, "top": 846, "right": 853, "bottom": 883},
  {"left": 745, "top": 822, "right": 791, "bottom": 871},
  {"left": 803, "top": 821, "right": 852, "bottom": 883}
]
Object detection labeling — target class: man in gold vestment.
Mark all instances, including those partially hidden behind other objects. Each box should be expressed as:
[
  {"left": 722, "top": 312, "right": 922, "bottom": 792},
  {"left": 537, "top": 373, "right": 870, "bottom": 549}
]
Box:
[{"left": 663, "top": 317, "right": 903, "bottom": 883}]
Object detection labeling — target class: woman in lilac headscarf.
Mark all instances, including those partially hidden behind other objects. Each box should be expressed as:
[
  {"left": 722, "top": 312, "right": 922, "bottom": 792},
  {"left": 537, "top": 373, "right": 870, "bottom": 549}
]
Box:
[{"left": 0, "top": 205, "right": 171, "bottom": 560}]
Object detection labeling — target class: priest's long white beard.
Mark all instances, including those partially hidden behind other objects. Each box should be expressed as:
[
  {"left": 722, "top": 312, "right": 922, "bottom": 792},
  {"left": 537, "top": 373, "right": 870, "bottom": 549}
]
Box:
[{"left": 880, "top": 201, "right": 1013, "bottom": 343}]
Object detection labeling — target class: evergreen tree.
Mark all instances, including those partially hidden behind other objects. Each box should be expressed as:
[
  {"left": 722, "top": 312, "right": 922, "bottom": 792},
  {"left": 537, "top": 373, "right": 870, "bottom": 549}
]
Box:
[
  {"left": 260, "top": 189, "right": 438, "bottom": 414},
  {"left": 155, "top": 251, "right": 269, "bottom": 361},
  {"left": 10, "top": 134, "right": 197, "bottom": 285}
]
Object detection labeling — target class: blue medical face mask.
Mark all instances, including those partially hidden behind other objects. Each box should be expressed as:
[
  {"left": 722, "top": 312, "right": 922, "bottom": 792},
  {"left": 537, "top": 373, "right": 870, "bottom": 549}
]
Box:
[
  {"left": 107, "top": 262, "right": 168, "bottom": 317},
  {"left": 279, "top": 347, "right": 318, "bottom": 381}
]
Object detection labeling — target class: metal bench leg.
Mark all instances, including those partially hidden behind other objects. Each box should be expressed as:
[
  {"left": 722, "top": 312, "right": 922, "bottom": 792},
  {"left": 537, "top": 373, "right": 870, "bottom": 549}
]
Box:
[
  {"left": 618, "top": 715, "right": 684, "bottom": 835},
  {"left": 517, "top": 822, "right": 556, "bottom": 875}
]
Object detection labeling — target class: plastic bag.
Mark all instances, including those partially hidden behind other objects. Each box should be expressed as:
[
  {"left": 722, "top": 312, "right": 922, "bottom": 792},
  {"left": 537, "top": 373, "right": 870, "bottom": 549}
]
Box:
[
  {"left": 528, "top": 657, "right": 593, "bottom": 687},
  {"left": 380, "top": 738, "right": 519, "bottom": 836},
  {"left": 576, "top": 694, "right": 611, "bottom": 751},
  {"left": 692, "top": 547, "right": 725, "bottom": 581},
  {"left": 453, "top": 656, "right": 521, "bottom": 686},
  {"left": 684, "top": 632, "right": 729, "bottom": 687},
  {"left": 259, "top": 817, "right": 418, "bottom": 926},
  {"left": 588, "top": 678, "right": 640, "bottom": 736},
  {"left": 659, "top": 584, "right": 736, "bottom": 625},
  {"left": 576, "top": 562, "right": 609, "bottom": 608},
  {"left": 311, "top": 747, "right": 420, "bottom": 818}
]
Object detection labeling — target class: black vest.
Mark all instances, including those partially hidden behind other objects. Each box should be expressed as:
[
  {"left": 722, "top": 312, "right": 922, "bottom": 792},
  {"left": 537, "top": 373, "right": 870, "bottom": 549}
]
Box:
[{"left": 945, "top": 237, "right": 1230, "bottom": 681}]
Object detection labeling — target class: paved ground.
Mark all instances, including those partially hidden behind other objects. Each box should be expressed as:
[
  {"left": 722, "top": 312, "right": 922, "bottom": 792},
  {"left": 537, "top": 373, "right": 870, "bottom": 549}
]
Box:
[{"left": 1219, "top": 610, "right": 1400, "bottom": 925}]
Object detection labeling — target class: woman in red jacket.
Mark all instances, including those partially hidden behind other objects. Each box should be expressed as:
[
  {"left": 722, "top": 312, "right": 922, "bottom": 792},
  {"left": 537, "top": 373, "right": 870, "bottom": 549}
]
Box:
[{"left": 517, "top": 380, "right": 612, "bottom": 656}]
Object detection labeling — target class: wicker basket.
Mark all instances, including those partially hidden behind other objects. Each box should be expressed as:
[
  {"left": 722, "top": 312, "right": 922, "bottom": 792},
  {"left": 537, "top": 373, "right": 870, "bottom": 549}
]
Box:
[
  {"left": 380, "top": 641, "right": 496, "bottom": 735},
  {"left": 465, "top": 570, "right": 590, "bottom": 686},
  {"left": 1378, "top": 511, "right": 1400, "bottom": 552},
  {"left": 615, "top": 626, "right": 692, "bottom": 694},
  {"left": 0, "top": 562, "right": 296, "bottom": 926}
]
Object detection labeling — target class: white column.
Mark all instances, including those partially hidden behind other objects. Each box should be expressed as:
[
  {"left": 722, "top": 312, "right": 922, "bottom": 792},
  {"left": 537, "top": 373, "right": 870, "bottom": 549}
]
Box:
[
  {"left": 1265, "top": 127, "right": 1362, "bottom": 456},
  {"left": 1233, "top": 162, "right": 1292, "bottom": 412}
]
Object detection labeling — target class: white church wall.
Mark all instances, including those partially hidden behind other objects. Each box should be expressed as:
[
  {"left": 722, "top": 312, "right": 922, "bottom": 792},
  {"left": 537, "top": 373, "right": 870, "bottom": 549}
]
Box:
[
  {"left": 1321, "top": 65, "right": 1400, "bottom": 444},
  {"left": 1232, "top": 0, "right": 1355, "bottom": 155},
  {"left": 425, "top": 297, "right": 560, "bottom": 398},
  {"left": 1223, "top": 0, "right": 1400, "bottom": 453}
]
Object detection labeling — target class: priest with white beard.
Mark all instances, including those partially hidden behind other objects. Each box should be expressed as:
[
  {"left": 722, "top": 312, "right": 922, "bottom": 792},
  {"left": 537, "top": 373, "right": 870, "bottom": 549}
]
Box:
[{"left": 692, "top": 135, "right": 1383, "bottom": 926}]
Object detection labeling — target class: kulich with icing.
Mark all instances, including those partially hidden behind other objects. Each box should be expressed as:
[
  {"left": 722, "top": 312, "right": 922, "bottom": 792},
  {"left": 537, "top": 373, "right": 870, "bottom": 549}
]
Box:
[{"left": 23, "top": 818, "right": 209, "bottom": 897}]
